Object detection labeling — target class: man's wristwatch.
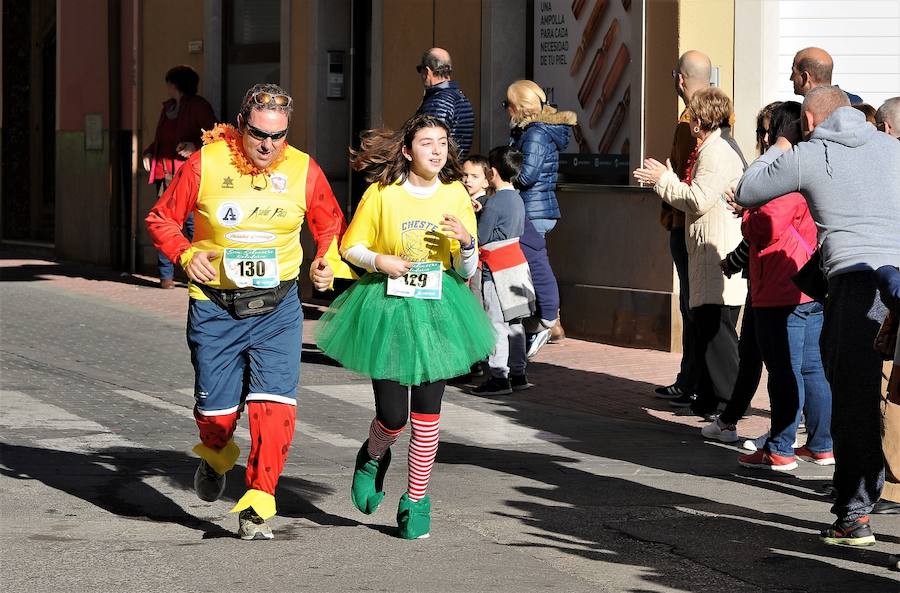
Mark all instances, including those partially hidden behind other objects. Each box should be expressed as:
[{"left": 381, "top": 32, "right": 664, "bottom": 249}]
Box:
[{"left": 462, "top": 237, "right": 476, "bottom": 251}]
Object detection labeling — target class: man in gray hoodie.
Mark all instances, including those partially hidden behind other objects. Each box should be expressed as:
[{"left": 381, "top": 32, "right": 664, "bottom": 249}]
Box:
[{"left": 736, "top": 85, "right": 900, "bottom": 547}]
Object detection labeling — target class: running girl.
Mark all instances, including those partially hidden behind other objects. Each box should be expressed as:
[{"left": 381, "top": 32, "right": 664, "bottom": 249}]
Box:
[{"left": 316, "top": 115, "right": 494, "bottom": 539}]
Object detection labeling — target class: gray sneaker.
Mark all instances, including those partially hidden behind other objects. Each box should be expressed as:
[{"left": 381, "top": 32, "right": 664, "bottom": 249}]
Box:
[
  {"left": 238, "top": 508, "right": 274, "bottom": 540},
  {"left": 526, "top": 328, "right": 552, "bottom": 360},
  {"left": 194, "top": 459, "right": 226, "bottom": 502}
]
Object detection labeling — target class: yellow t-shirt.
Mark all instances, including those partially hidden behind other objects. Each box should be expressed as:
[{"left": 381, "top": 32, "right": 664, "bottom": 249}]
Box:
[{"left": 341, "top": 181, "right": 477, "bottom": 270}]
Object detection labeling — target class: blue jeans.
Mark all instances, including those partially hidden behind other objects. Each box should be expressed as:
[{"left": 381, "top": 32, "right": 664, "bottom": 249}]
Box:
[
  {"left": 530, "top": 218, "right": 557, "bottom": 238},
  {"left": 158, "top": 212, "right": 195, "bottom": 280},
  {"left": 755, "top": 301, "right": 832, "bottom": 457}
]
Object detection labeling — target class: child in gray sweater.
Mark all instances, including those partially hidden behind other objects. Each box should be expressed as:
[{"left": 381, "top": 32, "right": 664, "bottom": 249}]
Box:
[{"left": 470, "top": 147, "right": 530, "bottom": 396}]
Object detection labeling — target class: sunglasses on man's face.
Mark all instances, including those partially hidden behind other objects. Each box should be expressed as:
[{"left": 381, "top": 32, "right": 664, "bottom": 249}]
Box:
[
  {"left": 500, "top": 99, "right": 511, "bottom": 110},
  {"left": 251, "top": 91, "right": 292, "bottom": 108},
  {"left": 415, "top": 64, "right": 427, "bottom": 74},
  {"left": 246, "top": 123, "right": 288, "bottom": 142}
]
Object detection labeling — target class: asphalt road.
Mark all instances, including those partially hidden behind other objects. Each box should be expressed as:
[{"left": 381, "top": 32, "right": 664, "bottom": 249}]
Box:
[{"left": 1, "top": 262, "right": 898, "bottom": 592}]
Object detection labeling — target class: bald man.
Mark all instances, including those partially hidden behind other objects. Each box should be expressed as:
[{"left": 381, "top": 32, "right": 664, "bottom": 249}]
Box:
[
  {"left": 790, "top": 47, "right": 863, "bottom": 104},
  {"left": 876, "top": 97, "right": 900, "bottom": 138},
  {"left": 737, "top": 85, "right": 900, "bottom": 547},
  {"left": 657, "top": 50, "right": 747, "bottom": 408},
  {"left": 414, "top": 47, "right": 475, "bottom": 157},
  {"left": 654, "top": 51, "right": 712, "bottom": 403}
]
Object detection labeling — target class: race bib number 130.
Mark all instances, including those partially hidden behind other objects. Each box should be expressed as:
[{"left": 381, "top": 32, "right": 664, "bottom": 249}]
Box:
[
  {"left": 223, "top": 248, "right": 279, "bottom": 289},
  {"left": 386, "top": 261, "right": 442, "bottom": 300}
]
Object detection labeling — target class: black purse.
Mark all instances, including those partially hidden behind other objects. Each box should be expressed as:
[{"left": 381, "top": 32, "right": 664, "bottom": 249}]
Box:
[{"left": 791, "top": 249, "right": 828, "bottom": 302}]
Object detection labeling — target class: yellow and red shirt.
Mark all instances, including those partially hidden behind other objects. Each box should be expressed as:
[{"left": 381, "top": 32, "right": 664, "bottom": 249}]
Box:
[{"left": 146, "top": 139, "right": 348, "bottom": 299}]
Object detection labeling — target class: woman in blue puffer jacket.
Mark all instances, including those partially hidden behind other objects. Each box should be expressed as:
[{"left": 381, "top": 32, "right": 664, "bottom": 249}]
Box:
[{"left": 506, "top": 79, "right": 577, "bottom": 237}]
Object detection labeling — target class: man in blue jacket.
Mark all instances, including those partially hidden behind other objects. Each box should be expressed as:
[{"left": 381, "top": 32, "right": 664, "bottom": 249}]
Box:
[{"left": 415, "top": 48, "right": 474, "bottom": 157}]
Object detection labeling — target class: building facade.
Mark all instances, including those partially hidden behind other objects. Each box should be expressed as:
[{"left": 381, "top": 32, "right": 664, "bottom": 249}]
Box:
[{"left": 3, "top": 0, "right": 898, "bottom": 351}]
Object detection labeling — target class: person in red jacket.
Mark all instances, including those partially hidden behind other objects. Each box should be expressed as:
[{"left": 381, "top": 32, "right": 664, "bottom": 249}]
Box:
[
  {"left": 732, "top": 101, "right": 834, "bottom": 472},
  {"left": 142, "top": 65, "right": 218, "bottom": 288}
]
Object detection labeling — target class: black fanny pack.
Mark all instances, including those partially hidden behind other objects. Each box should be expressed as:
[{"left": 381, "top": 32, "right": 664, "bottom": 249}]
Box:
[{"left": 196, "top": 279, "right": 297, "bottom": 319}]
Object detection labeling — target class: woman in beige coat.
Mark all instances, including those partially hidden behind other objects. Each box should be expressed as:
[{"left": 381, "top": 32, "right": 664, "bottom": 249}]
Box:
[{"left": 634, "top": 87, "right": 747, "bottom": 416}]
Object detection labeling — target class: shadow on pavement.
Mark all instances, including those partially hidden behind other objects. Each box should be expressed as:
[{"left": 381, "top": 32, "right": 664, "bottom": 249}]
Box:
[
  {"left": 445, "top": 360, "right": 900, "bottom": 590},
  {"left": 438, "top": 441, "right": 900, "bottom": 593},
  {"left": 0, "top": 259, "right": 163, "bottom": 288},
  {"left": 461, "top": 361, "right": 838, "bottom": 504},
  {"left": 0, "top": 443, "right": 355, "bottom": 538}
]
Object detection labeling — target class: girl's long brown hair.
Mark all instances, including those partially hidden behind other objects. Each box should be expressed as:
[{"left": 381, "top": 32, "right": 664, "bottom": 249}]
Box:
[{"left": 349, "top": 114, "right": 462, "bottom": 188}]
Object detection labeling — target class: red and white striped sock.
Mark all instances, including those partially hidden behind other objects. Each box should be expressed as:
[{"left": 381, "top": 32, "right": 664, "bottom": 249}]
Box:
[
  {"left": 407, "top": 412, "right": 440, "bottom": 501},
  {"left": 366, "top": 418, "right": 405, "bottom": 460}
]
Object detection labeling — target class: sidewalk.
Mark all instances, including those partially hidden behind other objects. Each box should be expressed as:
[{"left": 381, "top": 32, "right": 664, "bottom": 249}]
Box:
[{"left": 0, "top": 255, "right": 773, "bottom": 440}]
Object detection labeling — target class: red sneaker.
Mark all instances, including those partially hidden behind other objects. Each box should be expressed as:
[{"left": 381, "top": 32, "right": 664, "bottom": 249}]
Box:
[
  {"left": 738, "top": 449, "right": 798, "bottom": 471},
  {"left": 795, "top": 446, "right": 835, "bottom": 466}
]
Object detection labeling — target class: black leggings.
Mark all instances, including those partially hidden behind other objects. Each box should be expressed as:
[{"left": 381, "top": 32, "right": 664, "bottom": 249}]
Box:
[{"left": 373, "top": 379, "right": 446, "bottom": 430}]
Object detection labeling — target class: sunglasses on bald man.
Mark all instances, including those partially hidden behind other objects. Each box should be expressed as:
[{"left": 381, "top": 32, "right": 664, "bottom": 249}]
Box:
[{"left": 245, "top": 123, "right": 288, "bottom": 142}]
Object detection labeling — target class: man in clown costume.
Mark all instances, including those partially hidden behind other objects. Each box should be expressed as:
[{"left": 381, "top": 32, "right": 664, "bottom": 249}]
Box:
[{"left": 146, "top": 83, "right": 349, "bottom": 540}]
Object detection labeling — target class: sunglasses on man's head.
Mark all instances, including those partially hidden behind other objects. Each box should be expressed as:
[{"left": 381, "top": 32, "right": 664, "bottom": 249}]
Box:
[
  {"left": 251, "top": 91, "right": 292, "bottom": 108},
  {"left": 246, "top": 123, "right": 288, "bottom": 142}
]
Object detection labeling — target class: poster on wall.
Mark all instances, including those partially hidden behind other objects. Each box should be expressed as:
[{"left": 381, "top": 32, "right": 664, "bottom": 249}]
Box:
[{"left": 533, "top": 0, "right": 639, "bottom": 185}]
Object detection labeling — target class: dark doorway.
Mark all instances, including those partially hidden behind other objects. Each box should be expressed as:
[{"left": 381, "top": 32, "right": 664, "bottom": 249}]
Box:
[
  {"left": 1, "top": 0, "right": 56, "bottom": 244},
  {"left": 348, "top": 0, "right": 373, "bottom": 214},
  {"left": 39, "top": 23, "right": 56, "bottom": 241}
]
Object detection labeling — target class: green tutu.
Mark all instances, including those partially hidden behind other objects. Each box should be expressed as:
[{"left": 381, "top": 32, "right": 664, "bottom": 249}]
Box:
[{"left": 316, "top": 271, "right": 495, "bottom": 386}]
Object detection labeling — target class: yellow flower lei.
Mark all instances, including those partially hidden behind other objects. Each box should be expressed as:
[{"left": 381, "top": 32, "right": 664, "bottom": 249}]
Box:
[{"left": 201, "top": 123, "right": 288, "bottom": 176}]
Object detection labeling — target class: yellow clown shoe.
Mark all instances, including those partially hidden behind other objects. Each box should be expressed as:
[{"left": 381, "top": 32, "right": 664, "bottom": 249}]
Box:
[
  {"left": 191, "top": 441, "right": 240, "bottom": 502},
  {"left": 231, "top": 489, "right": 276, "bottom": 541}
]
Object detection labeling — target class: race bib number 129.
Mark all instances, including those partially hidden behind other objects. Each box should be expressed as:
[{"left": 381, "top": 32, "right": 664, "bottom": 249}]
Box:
[
  {"left": 223, "top": 248, "right": 279, "bottom": 289},
  {"left": 386, "top": 261, "right": 442, "bottom": 300}
]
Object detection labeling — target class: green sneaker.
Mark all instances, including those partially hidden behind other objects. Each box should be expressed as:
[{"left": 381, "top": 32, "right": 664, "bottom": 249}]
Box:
[
  {"left": 397, "top": 492, "right": 431, "bottom": 539},
  {"left": 351, "top": 441, "right": 391, "bottom": 514}
]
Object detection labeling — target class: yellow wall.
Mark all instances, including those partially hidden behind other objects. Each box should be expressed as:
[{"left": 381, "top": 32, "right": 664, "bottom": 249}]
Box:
[
  {"left": 141, "top": 1, "right": 207, "bottom": 144},
  {"left": 381, "top": 0, "right": 482, "bottom": 151},
  {"left": 382, "top": 0, "right": 437, "bottom": 130},
  {"left": 138, "top": 0, "right": 207, "bottom": 269},
  {"left": 677, "top": 0, "right": 735, "bottom": 111},
  {"left": 434, "top": 0, "right": 482, "bottom": 152},
  {"left": 644, "top": 0, "right": 680, "bottom": 168}
]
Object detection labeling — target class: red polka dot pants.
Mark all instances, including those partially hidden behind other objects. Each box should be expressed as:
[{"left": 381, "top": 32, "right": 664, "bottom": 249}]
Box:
[{"left": 194, "top": 401, "right": 296, "bottom": 495}]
